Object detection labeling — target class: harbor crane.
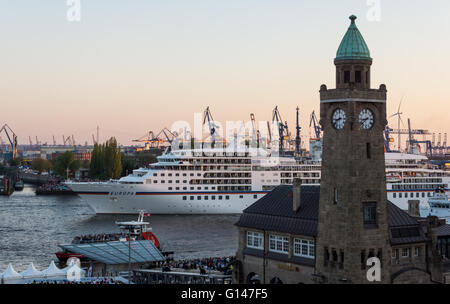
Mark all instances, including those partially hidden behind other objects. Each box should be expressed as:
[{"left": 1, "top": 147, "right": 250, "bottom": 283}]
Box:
[
  {"left": 0, "top": 124, "right": 18, "bottom": 159},
  {"left": 203, "top": 106, "right": 219, "bottom": 147},
  {"left": 406, "top": 118, "right": 433, "bottom": 157},
  {"left": 133, "top": 131, "right": 164, "bottom": 149},
  {"left": 133, "top": 128, "right": 178, "bottom": 150},
  {"left": 250, "top": 113, "right": 260, "bottom": 148},
  {"left": 272, "top": 106, "right": 289, "bottom": 154},
  {"left": 295, "top": 107, "right": 301, "bottom": 155},
  {"left": 309, "top": 111, "right": 321, "bottom": 140}
]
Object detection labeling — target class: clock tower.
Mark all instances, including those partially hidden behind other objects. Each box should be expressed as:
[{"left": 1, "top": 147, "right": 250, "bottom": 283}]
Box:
[{"left": 315, "top": 15, "right": 391, "bottom": 283}]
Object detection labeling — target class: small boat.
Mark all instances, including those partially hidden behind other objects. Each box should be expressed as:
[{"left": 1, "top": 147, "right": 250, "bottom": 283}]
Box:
[
  {"left": 54, "top": 210, "right": 162, "bottom": 263},
  {"left": 14, "top": 180, "right": 24, "bottom": 191}
]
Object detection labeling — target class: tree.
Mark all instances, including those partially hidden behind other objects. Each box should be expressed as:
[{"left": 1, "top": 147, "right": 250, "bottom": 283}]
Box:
[
  {"left": 89, "top": 137, "right": 122, "bottom": 180},
  {"left": 121, "top": 154, "right": 138, "bottom": 177},
  {"left": 31, "top": 158, "right": 53, "bottom": 173},
  {"left": 53, "top": 151, "right": 77, "bottom": 178},
  {"left": 8, "top": 157, "right": 23, "bottom": 167}
]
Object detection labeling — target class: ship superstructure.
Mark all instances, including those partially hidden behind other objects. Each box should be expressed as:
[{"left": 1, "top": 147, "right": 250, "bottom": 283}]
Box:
[{"left": 66, "top": 148, "right": 448, "bottom": 214}]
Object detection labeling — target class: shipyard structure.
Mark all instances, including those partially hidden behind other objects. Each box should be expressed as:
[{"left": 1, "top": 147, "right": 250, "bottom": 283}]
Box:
[{"left": 234, "top": 15, "right": 450, "bottom": 284}]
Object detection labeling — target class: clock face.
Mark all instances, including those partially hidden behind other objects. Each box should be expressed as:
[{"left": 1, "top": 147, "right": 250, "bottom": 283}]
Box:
[
  {"left": 359, "top": 108, "right": 374, "bottom": 130},
  {"left": 332, "top": 108, "right": 346, "bottom": 130}
]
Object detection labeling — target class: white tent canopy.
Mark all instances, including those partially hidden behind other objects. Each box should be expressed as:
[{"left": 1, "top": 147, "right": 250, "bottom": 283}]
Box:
[
  {"left": 1, "top": 263, "right": 22, "bottom": 281},
  {"left": 20, "top": 262, "right": 42, "bottom": 278},
  {"left": 63, "top": 263, "right": 85, "bottom": 281},
  {"left": 41, "top": 261, "right": 65, "bottom": 278}
]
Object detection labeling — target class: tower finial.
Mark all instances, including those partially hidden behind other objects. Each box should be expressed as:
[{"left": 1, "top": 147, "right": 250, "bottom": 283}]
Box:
[{"left": 349, "top": 15, "right": 357, "bottom": 24}]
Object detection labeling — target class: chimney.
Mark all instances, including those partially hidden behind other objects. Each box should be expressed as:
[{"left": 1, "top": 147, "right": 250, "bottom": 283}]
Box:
[{"left": 293, "top": 178, "right": 302, "bottom": 212}]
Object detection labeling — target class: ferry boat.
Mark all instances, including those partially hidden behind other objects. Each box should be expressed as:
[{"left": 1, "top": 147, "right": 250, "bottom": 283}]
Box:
[
  {"left": 420, "top": 188, "right": 450, "bottom": 223},
  {"left": 55, "top": 211, "right": 161, "bottom": 263},
  {"left": 65, "top": 148, "right": 449, "bottom": 215}
]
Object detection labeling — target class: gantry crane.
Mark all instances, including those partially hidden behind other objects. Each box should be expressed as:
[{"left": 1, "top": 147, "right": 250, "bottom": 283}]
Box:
[
  {"left": 133, "top": 128, "right": 178, "bottom": 150},
  {"left": 0, "top": 124, "right": 18, "bottom": 159}
]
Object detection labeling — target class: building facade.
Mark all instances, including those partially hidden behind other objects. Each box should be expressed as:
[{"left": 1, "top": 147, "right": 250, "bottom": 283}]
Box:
[{"left": 234, "top": 15, "right": 450, "bottom": 284}]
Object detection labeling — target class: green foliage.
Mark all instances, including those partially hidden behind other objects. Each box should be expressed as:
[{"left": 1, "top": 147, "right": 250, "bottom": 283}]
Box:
[
  {"left": 121, "top": 154, "right": 137, "bottom": 177},
  {"left": 89, "top": 137, "right": 122, "bottom": 180},
  {"left": 8, "top": 157, "right": 23, "bottom": 167},
  {"left": 53, "top": 151, "right": 78, "bottom": 178},
  {"left": 80, "top": 159, "right": 90, "bottom": 169},
  {"left": 133, "top": 151, "right": 158, "bottom": 167},
  {"left": 31, "top": 158, "right": 53, "bottom": 173}
]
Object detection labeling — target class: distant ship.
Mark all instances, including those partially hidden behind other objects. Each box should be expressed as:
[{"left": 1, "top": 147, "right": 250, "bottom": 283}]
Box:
[
  {"left": 66, "top": 148, "right": 449, "bottom": 215},
  {"left": 420, "top": 187, "right": 450, "bottom": 223}
]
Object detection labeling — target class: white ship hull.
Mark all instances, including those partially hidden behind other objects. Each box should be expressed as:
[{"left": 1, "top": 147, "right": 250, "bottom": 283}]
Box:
[
  {"left": 68, "top": 182, "right": 449, "bottom": 215},
  {"left": 68, "top": 183, "right": 266, "bottom": 214},
  {"left": 66, "top": 150, "right": 449, "bottom": 215}
]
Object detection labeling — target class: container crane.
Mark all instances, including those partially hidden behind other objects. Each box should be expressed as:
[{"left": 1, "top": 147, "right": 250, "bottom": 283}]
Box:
[
  {"left": 158, "top": 128, "right": 178, "bottom": 145},
  {"left": 133, "top": 131, "right": 164, "bottom": 149},
  {"left": 0, "top": 124, "right": 18, "bottom": 159}
]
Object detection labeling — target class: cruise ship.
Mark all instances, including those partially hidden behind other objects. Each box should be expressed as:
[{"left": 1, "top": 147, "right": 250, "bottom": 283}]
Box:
[{"left": 66, "top": 148, "right": 449, "bottom": 214}]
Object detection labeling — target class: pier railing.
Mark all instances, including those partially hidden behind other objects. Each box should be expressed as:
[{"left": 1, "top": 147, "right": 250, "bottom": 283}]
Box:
[{"left": 133, "top": 269, "right": 232, "bottom": 284}]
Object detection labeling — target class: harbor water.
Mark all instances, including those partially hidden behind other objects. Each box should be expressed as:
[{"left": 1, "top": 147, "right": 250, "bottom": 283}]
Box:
[{"left": 0, "top": 184, "right": 239, "bottom": 272}]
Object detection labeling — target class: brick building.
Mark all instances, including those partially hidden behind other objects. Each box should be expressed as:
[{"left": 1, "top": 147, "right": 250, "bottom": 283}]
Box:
[
  {"left": 234, "top": 15, "right": 450, "bottom": 284},
  {"left": 234, "top": 182, "right": 450, "bottom": 284}
]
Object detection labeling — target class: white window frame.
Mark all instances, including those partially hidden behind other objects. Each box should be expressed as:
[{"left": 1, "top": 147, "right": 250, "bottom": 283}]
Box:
[
  {"left": 293, "top": 238, "right": 315, "bottom": 259},
  {"left": 269, "top": 235, "right": 289, "bottom": 254},
  {"left": 246, "top": 231, "right": 264, "bottom": 250},
  {"left": 402, "top": 248, "right": 409, "bottom": 258}
]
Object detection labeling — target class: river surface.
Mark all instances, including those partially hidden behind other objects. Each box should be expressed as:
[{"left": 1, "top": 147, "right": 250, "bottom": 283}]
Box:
[{"left": 0, "top": 184, "right": 239, "bottom": 272}]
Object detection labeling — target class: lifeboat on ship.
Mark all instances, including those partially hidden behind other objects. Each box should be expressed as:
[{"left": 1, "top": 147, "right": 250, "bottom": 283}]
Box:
[{"left": 386, "top": 172, "right": 402, "bottom": 183}]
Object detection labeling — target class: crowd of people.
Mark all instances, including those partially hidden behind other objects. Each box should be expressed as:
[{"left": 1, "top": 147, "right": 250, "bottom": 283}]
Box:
[
  {"left": 72, "top": 233, "right": 122, "bottom": 244},
  {"left": 162, "top": 256, "right": 235, "bottom": 275},
  {"left": 36, "top": 182, "right": 73, "bottom": 194}
]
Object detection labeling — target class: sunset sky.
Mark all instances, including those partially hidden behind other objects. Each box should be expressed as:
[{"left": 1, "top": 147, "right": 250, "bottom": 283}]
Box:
[{"left": 1, "top": 0, "right": 449, "bottom": 149}]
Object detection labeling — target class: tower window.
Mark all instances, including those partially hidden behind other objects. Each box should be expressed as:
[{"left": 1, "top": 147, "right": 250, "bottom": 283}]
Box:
[
  {"left": 363, "top": 202, "right": 377, "bottom": 227},
  {"left": 355, "top": 71, "right": 362, "bottom": 83},
  {"left": 324, "top": 247, "right": 330, "bottom": 266},
  {"left": 366, "top": 143, "right": 371, "bottom": 159},
  {"left": 344, "top": 71, "right": 350, "bottom": 83},
  {"left": 333, "top": 188, "right": 338, "bottom": 205},
  {"left": 366, "top": 71, "right": 369, "bottom": 84}
]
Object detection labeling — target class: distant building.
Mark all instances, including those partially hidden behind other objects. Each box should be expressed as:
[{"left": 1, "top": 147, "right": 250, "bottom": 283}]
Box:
[{"left": 40, "top": 146, "right": 93, "bottom": 161}]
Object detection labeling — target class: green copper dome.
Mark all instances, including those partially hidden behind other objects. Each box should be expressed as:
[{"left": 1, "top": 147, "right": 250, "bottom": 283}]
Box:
[{"left": 335, "top": 15, "right": 372, "bottom": 62}]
